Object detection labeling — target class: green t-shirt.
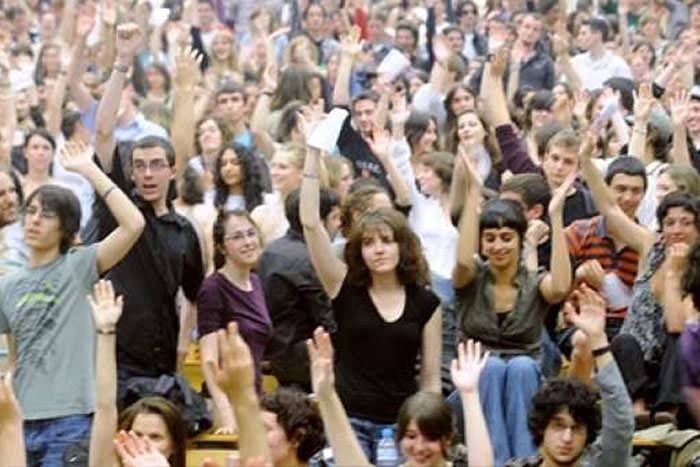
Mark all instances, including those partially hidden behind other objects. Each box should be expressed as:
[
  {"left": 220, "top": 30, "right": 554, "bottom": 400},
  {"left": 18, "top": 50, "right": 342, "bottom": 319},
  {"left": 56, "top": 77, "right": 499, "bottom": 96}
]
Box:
[{"left": 0, "top": 245, "right": 99, "bottom": 420}]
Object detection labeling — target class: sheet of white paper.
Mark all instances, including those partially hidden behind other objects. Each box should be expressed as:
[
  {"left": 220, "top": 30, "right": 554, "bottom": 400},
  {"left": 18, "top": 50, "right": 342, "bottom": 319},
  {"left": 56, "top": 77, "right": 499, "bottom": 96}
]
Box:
[
  {"left": 308, "top": 108, "right": 349, "bottom": 153},
  {"left": 376, "top": 49, "right": 411, "bottom": 81}
]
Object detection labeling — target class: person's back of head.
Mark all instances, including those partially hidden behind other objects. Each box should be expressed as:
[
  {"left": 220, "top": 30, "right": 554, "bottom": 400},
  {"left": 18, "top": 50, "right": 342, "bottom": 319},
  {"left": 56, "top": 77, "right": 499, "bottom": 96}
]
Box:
[
  {"left": 285, "top": 187, "right": 339, "bottom": 235},
  {"left": 500, "top": 173, "right": 552, "bottom": 220}
]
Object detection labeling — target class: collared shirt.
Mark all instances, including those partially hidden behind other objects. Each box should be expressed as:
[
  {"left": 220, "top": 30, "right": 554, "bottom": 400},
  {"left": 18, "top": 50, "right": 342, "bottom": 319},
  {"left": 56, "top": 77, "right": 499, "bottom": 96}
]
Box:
[
  {"left": 518, "top": 49, "right": 556, "bottom": 90},
  {"left": 83, "top": 145, "right": 204, "bottom": 376},
  {"left": 571, "top": 50, "right": 633, "bottom": 91},
  {"left": 566, "top": 215, "right": 640, "bottom": 318},
  {"left": 456, "top": 257, "right": 548, "bottom": 357},
  {"left": 114, "top": 113, "right": 168, "bottom": 143},
  {"left": 257, "top": 229, "right": 336, "bottom": 386}
]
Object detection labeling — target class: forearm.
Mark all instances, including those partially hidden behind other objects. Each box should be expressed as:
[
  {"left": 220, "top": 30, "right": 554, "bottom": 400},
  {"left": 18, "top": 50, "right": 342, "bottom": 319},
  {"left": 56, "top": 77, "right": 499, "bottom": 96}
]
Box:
[
  {"left": 581, "top": 157, "right": 616, "bottom": 213},
  {"left": 523, "top": 241, "right": 539, "bottom": 272},
  {"left": 454, "top": 189, "right": 479, "bottom": 285},
  {"left": 332, "top": 55, "right": 353, "bottom": 107},
  {"left": 46, "top": 74, "right": 68, "bottom": 137},
  {"left": 250, "top": 95, "right": 275, "bottom": 159},
  {"left": 317, "top": 392, "right": 371, "bottom": 467},
  {"left": 611, "top": 111, "right": 630, "bottom": 147},
  {"left": 663, "top": 271, "right": 687, "bottom": 333},
  {"left": 374, "top": 92, "right": 389, "bottom": 132},
  {"left": 495, "top": 124, "right": 539, "bottom": 173},
  {"left": 300, "top": 148, "right": 322, "bottom": 226},
  {"left": 429, "top": 61, "right": 449, "bottom": 95},
  {"left": 0, "top": 425, "right": 26, "bottom": 467},
  {"left": 83, "top": 165, "right": 143, "bottom": 234},
  {"left": 227, "top": 390, "right": 272, "bottom": 462},
  {"left": 0, "top": 82, "right": 15, "bottom": 165},
  {"left": 556, "top": 54, "right": 582, "bottom": 93},
  {"left": 671, "top": 127, "right": 693, "bottom": 167},
  {"left": 98, "top": 25, "right": 117, "bottom": 75},
  {"left": 172, "top": 84, "right": 195, "bottom": 177},
  {"left": 59, "top": 0, "right": 78, "bottom": 44},
  {"left": 629, "top": 121, "right": 650, "bottom": 164},
  {"left": 462, "top": 391, "right": 494, "bottom": 467},
  {"left": 177, "top": 300, "right": 196, "bottom": 370},
  {"left": 380, "top": 154, "right": 411, "bottom": 207},
  {"left": 95, "top": 67, "right": 127, "bottom": 170},
  {"left": 506, "top": 64, "right": 520, "bottom": 104},
  {"left": 90, "top": 334, "right": 118, "bottom": 467},
  {"left": 547, "top": 211, "right": 572, "bottom": 300},
  {"left": 482, "top": 72, "right": 511, "bottom": 127}
]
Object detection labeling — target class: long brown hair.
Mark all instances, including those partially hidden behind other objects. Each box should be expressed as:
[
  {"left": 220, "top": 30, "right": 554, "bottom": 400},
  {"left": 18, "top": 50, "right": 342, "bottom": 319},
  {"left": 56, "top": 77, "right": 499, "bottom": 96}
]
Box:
[
  {"left": 344, "top": 208, "right": 430, "bottom": 287},
  {"left": 118, "top": 397, "right": 187, "bottom": 467}
]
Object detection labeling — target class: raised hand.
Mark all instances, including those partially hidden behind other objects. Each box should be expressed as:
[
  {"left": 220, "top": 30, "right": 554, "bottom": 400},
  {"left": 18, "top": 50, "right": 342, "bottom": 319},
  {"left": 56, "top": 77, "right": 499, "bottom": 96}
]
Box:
[
  {"left": 340, "top": 25, "right": 362, "bottom": 58},
  {"left": 0, "top": 371, "right": 21, "bottom": 426},
  {"left": 114, "top": 431, "right": 170, "bottom": 467},
  {"left": 87, "top": 279, "right": 123, "bottom": 334},
  {"left": 670, "top": 89, "right": 690, "bottom": 128},
  {"left": 433, "top": 35, "right": 451, "bottom": 65},
  {"left": 102, "top": 0, "right": 118, "bottom": 27},
  {"left": 174, "top": 45, "right": 203, "bottom": 89},
  {"left": 575, "top": 259, "right": 605, "bottom": 289},
  {"left": 562, "top": 284, "right": 607, "bottom": 339},
  {"left": 76, "top": 10, "right": 95, "bottom": 38},
  {"left": 487, "top": 46, "right": 508, "bottom": 79},
  {"left": 390, "top": 93, "right": 410, "bottom": 127},
  {"left": 633, "top": 82, "right": 656, "bottom": 123},
  {"left": 60, "top": 141, "right": 96, "bottom": 175},
  {"left": 548, "top": 171, "right": 576, "bottom": 216},
  {"left": 525, "top": 219, "right": 550, "bottom": 247},
  {"left": 205, "top": 322, "right": 255, "bottom": 399},
  {"left": 116, "top": 22, "right": 143, "bottom": 62},
  {"left": 579, "top": 130, "right": 597, "bottom": 161},
  {"left": 667, "top": 241, "right": 690, "bottom": 273},
  {"left": 262, "top": 63, "right": 278, "bottom": 94},
  {"left": 451, "top": 340, "right": 489, "bottom": 394},
  {"left": 367, "top": 126, "right": 392, "bottom": 164},
  {"left": 307, "top": 327, "right": 335, "bottom": 399}
]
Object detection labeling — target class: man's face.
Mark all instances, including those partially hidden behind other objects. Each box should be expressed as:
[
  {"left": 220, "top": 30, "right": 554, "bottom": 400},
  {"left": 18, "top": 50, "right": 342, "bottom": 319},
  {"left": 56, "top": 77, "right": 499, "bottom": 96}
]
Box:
[
  {"left": 692, "top": 6, "right": 700, "bottom": 30},
  {"left": 577, "top": 25, "right": 597, "bottom": 50},
  {"left": 130, "top": 146, "right": 175, "bottom": 205},
  {"left": 542, "top": 145, "right": 578, "bottom": 188},
  {"left": 518, "top": 16, "right": 542, "bottom": 47},
  {"left": 216, "top": 92, "right": 246, "bottom": 124},
  {"left": 396, "top": 28, "right": 416, "bottom": 53},
  {"left": 687, "top": 100, "right": 700, "bottom": 134},
  {"left": 352, "top": 98, "right": 376, "bottom": 135},
  {"left": 0, "top": 172, "right": 19, "bottom": 226},
  {"left": 15, "top": 90, "right": 30, "bottom": 120},
  {"left": 541, "top": 408, "right": 588, "bottom": 465},
  {"left": 25, "top": 134, "right": 54, "bottom": 173},
  {"left": 197, "top": 2, "right": 216, "bottom": 27},
  {"left": 22, "top": 196, "right": 63, "bottom": 253},
  {"left": 609, "top": 173, "right": 645, "bottom": 218},
  {"left": 304, "top": 4, "right": 325, "bottom": 33},
  {"left": 446, "top": 30, "right": 464, "bottom": 52},
  {"left": 367, "top": 19, "right": 384, "bottom": 42}
]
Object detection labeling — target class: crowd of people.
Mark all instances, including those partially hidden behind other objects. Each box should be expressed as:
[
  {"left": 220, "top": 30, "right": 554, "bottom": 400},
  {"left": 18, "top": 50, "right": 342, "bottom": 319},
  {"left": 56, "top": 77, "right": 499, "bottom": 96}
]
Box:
[{"left": 1, "top": 0, "right": 700, "bottom": 465}]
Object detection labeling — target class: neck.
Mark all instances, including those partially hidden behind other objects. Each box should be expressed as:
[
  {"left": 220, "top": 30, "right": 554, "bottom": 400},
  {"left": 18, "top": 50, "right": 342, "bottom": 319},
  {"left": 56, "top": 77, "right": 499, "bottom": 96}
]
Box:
[
  {"left": 589, "top": 44, "right": 606, "bottom": 60},
  {"left": 369, "top": 271, "right": 402, "bottom": 290},
  {"left": 230, "top": 120, "right": 248, "bottom": 136},
  {"left": 518, "top": 40, "right": 535, "bottom": 55},
  {"left": 307, "top": 29, "right": 323, "bottom": 41},
  {"left": 30, "top": 245, "right": 61, "bottom": 268},
  {"left": 220, "top": 262, "right": 252, "bottom": 289},
  {"left": 228, "top": 184, "right": 243, "bottom": 196},
  {"left": 490, "top": 259, "right": 519, "bottom": 285},
  {"left": 152, "top": 198, "right": 169, "bottom": 217},
  {"left": 541, "top": 452, "right": 581, "bottom": 467},
  {"left": 25, "top": 170, "right": 51, "bottom": 182},
  {"left": 275, "top": 456, "right": 306, "bottom": 467}
]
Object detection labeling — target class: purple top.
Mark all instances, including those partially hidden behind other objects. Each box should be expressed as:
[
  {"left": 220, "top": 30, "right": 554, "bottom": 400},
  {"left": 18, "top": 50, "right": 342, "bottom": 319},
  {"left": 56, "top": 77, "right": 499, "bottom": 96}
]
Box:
[
  {"left": 197, "top": 271, "right": 272, "bottom": 393},
  {"left": 680, "top": 321, "right": 700, "bottom": 388}
]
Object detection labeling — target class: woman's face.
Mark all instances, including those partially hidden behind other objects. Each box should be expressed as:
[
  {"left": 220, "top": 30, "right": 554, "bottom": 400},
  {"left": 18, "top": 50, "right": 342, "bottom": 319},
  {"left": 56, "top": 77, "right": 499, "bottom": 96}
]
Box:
[
  {"left": 198, "top": 119, "right": 224, "bottom": 154},
  {"left": 309, "top": 77, "right": 323, "bottom": 102},
  {"left": 416, "top": 120, "right": 438, "bottom": 154},
  {"left": 636, "top": 45, "right": 655, "bottom": 67},
  {"left": 221, "top": 214, "right": 261, "bottom": 267},
  {"left": 131, "top": 413, "right": 173, "bottom": 460},
  {"left": 219, "top": 148, "right": 243, "bottom": 188},
  {"left": 361, "top": 224, "right": 400, "bottom": 275},
  {"left": 661, "top": 207, "right": 699, "bottom": 246},
  {"left": 450, "top": 88, "right": 475, "bottom": 116},
  {"left": 531, "top": 108, "right": 553, "bottom": 129},
  {"left": 262, "top": 410, "right": 297, "bottom": 466},
  {"left": 270, "top": 151, "right": 301, "bottom": 196},
  {"left": 400, "top": 420, "right": 448, "bottom": 467},
  {"left": 25, "top": 134, "right": 54, "bottom": 173},
  {"left": 293, "top": 40, "right": 314, "bottom": 64},
  {"left": 656, "top": 172, "right": 678, "bottom": 205},
  {"left": 335, "top": 163, "right": 354, "bottom": 199},
  {"left": 481, "top": 226, "right": 520, "bottom": 269},
  {"left": 409, "top": 76, "right": 426, "bottom": 98},
  {"left": 552, "top": 85, "right": 570, "bottom": 109},
  {"left": 416, "top": 163, "right": 444, "bottom": 197},
  {"left": 0, "top": 172, "right": 19, "bottom": 226},
  {"left": 212, "top": 34, "right": 233, "bottom": 61},
  {"left": 145, "top": 67, "right": 166, "bottom": 92},
  {"left": 42, "top": 45, "right": 60, "bottom": 72},
  {"left": 457, "top": 112, "right": 486, "bottom": 146}
]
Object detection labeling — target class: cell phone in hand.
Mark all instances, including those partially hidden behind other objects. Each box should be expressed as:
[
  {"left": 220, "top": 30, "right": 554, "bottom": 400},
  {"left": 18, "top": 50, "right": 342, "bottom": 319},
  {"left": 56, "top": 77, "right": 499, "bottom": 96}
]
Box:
[{"left": 590, "top": 100, "right": 618, "bottom": 132}]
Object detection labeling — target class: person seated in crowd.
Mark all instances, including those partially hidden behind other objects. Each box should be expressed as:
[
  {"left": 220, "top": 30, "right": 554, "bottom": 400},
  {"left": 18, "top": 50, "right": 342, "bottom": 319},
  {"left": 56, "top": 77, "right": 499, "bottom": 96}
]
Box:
[
  {"left": 450, "top": 147, "right": 573, "bottom": 465},
  {"left": 0, "top": 166, "right": 25, "bottom": 275},
  {"left": 680, "top": 241, "right": 700, "bottom": 426},
  {"left": 258, "top": 187, "right": 339, "bottom": 392},
  {"left": 506, "top": 286, "right": 635, "bottom": 467}
]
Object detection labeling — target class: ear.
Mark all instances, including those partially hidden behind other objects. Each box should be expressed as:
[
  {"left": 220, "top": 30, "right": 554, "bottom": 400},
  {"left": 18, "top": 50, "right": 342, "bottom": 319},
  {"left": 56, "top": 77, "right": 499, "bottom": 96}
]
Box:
[{"left": 528, "top": 203, "right": 544, "bottom": 220}]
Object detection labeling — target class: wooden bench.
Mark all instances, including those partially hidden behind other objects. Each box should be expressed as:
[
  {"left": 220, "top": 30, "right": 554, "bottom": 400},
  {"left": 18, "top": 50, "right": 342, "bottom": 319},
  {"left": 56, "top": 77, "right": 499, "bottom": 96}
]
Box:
[{"left": 190, "top": 433, "right": 239, "bottom": 450}]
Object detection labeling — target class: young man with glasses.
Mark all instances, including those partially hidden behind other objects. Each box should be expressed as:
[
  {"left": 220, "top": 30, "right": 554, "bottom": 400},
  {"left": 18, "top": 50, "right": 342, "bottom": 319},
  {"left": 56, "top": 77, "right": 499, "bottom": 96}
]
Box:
[
  {"left": 456, "top": 0, "right": 487, "bottom": 60},
  {"left": 0, "top": 142, "right": 145, "bottom": 465}
]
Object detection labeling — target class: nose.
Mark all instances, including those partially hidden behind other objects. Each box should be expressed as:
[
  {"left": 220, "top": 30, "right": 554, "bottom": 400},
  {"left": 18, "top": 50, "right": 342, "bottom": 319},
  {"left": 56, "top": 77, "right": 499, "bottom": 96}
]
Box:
[{"left": 561, "top": 428, "right": 574, "bottom": 443}]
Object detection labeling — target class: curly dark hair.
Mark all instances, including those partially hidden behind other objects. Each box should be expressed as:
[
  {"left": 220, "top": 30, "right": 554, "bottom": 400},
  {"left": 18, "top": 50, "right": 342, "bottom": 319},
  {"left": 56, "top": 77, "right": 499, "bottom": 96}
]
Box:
[
  {"left": 213, "top": 142, "right": 266, "bottom": 212},
  {"left": 344, "top": 208, "right": 430, "bottom": 287},
  {"left": 528, "top": 377, "right": 601, "bottom": 447},
  {"left": 260, "top": 388, "right": 326, "bottom": 462}
]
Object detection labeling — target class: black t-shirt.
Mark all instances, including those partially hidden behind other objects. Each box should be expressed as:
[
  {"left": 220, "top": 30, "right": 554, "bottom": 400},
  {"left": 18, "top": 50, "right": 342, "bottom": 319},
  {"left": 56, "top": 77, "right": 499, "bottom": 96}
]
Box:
[
  {"left": 336, "top": 108, "right": 386, "bottom": 180},
  {"left": 332, "top": 280, "right": 439, "bottom": 423},
  {"left": 563, "top": 188, "right": 597, "bottom": 227}
]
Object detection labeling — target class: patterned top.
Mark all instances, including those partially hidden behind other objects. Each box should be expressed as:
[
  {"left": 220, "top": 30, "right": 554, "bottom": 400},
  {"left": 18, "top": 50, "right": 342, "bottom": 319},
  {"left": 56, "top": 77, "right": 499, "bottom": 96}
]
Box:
[{"left": 619, "top": 242, "right": 667, "bottom": 362}]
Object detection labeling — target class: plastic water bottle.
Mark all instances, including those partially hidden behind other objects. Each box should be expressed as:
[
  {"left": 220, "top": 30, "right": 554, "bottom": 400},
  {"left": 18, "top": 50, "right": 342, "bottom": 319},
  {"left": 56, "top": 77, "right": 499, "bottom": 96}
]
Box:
[{"left": 376, "top": 427, "right": 399, "bottom": 467}]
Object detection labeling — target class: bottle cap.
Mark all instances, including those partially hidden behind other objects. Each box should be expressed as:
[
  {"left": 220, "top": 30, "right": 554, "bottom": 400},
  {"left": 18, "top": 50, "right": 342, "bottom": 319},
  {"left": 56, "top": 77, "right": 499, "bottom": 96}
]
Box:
[{"left": 381, "top": 427, "right": 394, "bottom": 438}]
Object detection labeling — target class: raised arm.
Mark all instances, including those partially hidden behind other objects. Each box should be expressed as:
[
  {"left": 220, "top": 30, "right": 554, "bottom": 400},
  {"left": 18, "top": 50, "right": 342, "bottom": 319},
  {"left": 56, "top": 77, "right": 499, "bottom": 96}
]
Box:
[
  {"left": 95, "top": 23, "right": 143, "bottom": 171},
  {"left": 579, "top": 132, "right": 654, "bottom": 256},
  {"left": 669, "top": 89, "right": 694, "bottom": 168},
  {"left": 332, "top": 26, "right": 361, "bottom": 107},
  {"left": 0, "top": 372, "right": 25, "bottom": 467},
  {"left": 451, "top": 340, "right": 494, "bottom": 467},
  {"left": 308, "top": 328, "right": 372, "bottom": 467},
  {"left": 0, "top": 53, "right": 16, "bottom": 166},
  {"left": 539, "top": 173, "right": 574, "bottom": 303},
  {"left": 629, "top": 82, "right": 656, "bottom": 166},
  {"left": 250, "top": 65, "right": 278, "bottom": 160},
  {"left": 65, "top": 22, "right": 95, "bottom": 113},
  {"left": 206, "top": 322, "right": 272, "bottom": 463},
  {"left": 60, "top": 142, "right": 145, "bottom": 274},
  {"left": 300, "top": 146, "right": 348, "bottom": 298},
  {"left": 367, "top": 127, "right": 411, "bottom": 208},
  {"left": 481, "top": 49, "right": 513, "bottom": 128},
  {"left": 199, "top": 328, "right": 237, "bottom": 434},
  {"left": 663, "top": 243, "right": 695, "bottom": 333},
  {"left": 58, "top": 0, "right": 79, "bottom": 45},
  {"left": 97, "top": 0, "right": 118, "bottom": 77},
  {"left": 171, "top": 46, "right": 201, "bottom": 178},
  {"left": 45, "top": 70, "right": 68, "bottom": 139},
  {"left": 552, "top": 28, "right": 582, "bottom": 93},
  {"left": 88, "top": 280, "right": 123, "bottom": 467},
  {"left": 420, "top": 308, "right": 442, "bottom": 393},
  {"left": 453, "top": 154, "right": 482, "bottom": 288}
]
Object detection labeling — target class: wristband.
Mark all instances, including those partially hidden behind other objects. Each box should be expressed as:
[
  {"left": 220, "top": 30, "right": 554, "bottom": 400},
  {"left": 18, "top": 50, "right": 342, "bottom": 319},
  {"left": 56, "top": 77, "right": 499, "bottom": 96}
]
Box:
[
  {"left": 114, "top": 63, "right": 129, "bottom": 73},
  {"left": 303, "top": 173, "right": 320, "bottom": 179},
  {"left": 97, "top": 328, "right": 116, "bottom": 335},
  {"left": 592, "top": 345, "right": 610, "bottom": 357},
  {"left": 101, "top": 186, "right": 117, "bottom": 199}
]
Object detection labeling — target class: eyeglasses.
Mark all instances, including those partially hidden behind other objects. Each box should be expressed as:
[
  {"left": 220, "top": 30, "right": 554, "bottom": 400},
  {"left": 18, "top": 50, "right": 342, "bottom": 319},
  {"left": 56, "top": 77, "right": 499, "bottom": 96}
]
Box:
[
  {"left": 23, "top": 205, "right": 58, "bottom": 220},
  {"left": 132, "top": 159, "right": 170, "bottom": 173}
]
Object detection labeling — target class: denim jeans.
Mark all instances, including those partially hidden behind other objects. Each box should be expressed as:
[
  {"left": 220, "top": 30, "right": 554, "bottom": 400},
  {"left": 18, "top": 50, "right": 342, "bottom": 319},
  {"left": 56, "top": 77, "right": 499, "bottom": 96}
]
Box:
[
  {"left": 24, "top": 414, "right": 92, "bottom": 467},
  {"left": 431, "top": 273, "right": 457, "bottom": 396},
  {"left": 448, "top": 356, "right": 540, "bottom": 467},
  {"left": 348, "top": 416, "right": 397, "bottom": 464}
]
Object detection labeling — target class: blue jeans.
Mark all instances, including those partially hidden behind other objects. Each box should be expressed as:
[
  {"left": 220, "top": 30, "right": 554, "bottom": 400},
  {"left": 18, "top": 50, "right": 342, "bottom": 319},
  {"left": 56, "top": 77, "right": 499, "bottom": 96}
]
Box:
[
  {"left": 349, "top": 416, "right": 397, "bottom": 464},
  {"left": 448, "top": 356, "right": 540, "bottom": 467},
  {"left": 24, "top": 414, "right": 92, "bottom": 467}
]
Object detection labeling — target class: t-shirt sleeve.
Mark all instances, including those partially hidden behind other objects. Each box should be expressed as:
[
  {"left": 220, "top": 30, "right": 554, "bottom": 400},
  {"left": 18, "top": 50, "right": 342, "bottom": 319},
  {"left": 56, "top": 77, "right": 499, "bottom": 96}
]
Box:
[
  {"left": 420, "top": 287, "right": 441, "bottom": 326},
  {"left": 69, "top": 244, "right": 100, "bottom": 292},
  {"left": 0, "top": 285, "right": 9, "bottom": 334},
  {"left": 454, "top": 255, "right": 486, "bottom": 297},
  {"left": 181, "top": 224, "right": 204, "bottom": 302},
  {"left": 197, "top": 277, "right": 225, "bottom": 338}
]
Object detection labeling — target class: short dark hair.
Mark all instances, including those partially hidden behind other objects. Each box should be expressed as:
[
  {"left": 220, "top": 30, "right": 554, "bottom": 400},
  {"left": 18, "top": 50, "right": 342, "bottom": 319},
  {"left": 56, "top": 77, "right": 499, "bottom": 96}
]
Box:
[
  {"left": 351, "top": 90, "right": 380, "bottom": 108},
  {"left": 479, "top": 198, "right": 528, "bottom": 245},
  {"left": 260, "top": 388, "right": 326, "bottom": 463},
  {"left": 61, "top": 109, "right": 83, "bottom": 140},
  {"left": 24, "top": 128, "right": 56, "bottom": 151},
  {"left": 603, "top": 77, "right": 635, "bottom": 113},
  {"left": 131, "top": 135, "right": 176, "bottom": 167},
  {"left": 285, "top": 187, "right": 339, "bottom": 234},
  {"left": 24, "top": 185, "right": 81, "bottom": 254},
  {"left": 500, "top": 173, "right": 552, "bottom": 212},
  {"left": 405, "top": 111, "right": 438, "bottom": 151},
  {"left": 396, "top": 22, "right": 419, "bottom": 46},
  {"left": 528, "top": 377, "right": 601, "bottom": 446},
  {"left": 303, "top": 1, "right": 326, "bottom": 19},
  {"left": 397, "top": 391, "right": 454, "bottom": 453},
  {"left": 656, "top": 191, "right": 700, "bottom": 233},
  {"left": 604, "top": 156, "right": 647, "bottom": 190},
  {"left": 215, "top": 82, "right": 246, "bottom": 101},
  {"left": 583, "top": 18, "right": 610, "bottom": 42}
]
